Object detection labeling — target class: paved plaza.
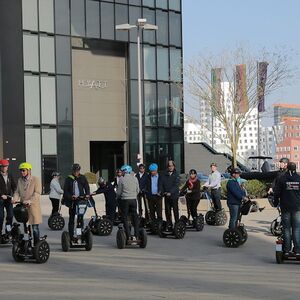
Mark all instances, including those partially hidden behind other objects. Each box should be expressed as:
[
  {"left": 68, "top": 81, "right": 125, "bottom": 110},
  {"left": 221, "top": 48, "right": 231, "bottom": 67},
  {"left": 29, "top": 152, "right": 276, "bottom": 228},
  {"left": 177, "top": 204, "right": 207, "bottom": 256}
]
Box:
[{"left": 0, "top": 196, "right": 299, "bottom": 300}]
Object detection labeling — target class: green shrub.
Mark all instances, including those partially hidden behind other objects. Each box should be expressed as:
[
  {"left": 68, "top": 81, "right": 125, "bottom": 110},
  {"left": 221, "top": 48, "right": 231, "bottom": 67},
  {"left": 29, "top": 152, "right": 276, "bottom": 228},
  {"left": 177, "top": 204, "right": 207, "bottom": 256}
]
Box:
[
  {"left": 221, "top": 180, "right": 228, "bottom": 199},
  {"left": 84, "top": 172, "right": 97, "bottom": 184},
  {"left": 244, "top": 179, "right": 267, "bottom": 199}
]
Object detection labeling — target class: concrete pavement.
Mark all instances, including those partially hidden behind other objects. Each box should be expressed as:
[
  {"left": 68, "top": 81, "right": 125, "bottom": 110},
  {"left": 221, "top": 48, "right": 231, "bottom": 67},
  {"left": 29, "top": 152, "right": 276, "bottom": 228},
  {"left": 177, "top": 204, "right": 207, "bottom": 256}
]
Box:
[{"left": 0, "top": 196, "right": 299, "bottom": 300}]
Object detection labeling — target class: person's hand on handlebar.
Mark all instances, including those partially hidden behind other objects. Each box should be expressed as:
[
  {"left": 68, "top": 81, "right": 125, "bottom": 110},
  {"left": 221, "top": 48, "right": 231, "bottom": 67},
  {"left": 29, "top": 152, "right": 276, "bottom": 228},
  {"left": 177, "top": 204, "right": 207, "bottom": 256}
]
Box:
[
  {"left": 1, "top": 195, "right": 8, "bottom": 200},
  {"left": 23, "top": 200, "right": 31, "bottom": 206}
]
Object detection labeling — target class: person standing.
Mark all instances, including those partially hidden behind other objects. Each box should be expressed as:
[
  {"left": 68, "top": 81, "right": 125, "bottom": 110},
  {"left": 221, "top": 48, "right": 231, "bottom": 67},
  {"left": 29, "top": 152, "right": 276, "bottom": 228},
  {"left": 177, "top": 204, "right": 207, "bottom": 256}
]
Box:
[
  {"left": 49, "top": 172, "right": 63, "bottom": 217},
  {"left": 268, "top": 157, "right": 289, "bottom": 194},
  {"left": 274, "top": 162, "right": 300, "bottom": 255},
  {"left": 0, "top": 159, "right": 16, "bottom": 239},
  {"left": 161, "top": 160, "right": 180, "bottom": 230},
  {"left": 203, "top": 163, "right": 222, "bottom": 211},
  {"left": 12, "top": 162, "right": 42, "bottom": 245},
  {"left": 135, "top": 164, "right": 148, "bottom": 217}
]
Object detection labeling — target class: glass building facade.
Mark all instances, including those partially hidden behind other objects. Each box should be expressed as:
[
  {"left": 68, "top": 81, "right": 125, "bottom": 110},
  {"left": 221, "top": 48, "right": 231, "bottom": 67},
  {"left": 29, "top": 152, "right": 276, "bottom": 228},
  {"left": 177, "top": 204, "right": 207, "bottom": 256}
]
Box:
[{"left": 0, "top": 0, "right": 183, "bottom": 191}]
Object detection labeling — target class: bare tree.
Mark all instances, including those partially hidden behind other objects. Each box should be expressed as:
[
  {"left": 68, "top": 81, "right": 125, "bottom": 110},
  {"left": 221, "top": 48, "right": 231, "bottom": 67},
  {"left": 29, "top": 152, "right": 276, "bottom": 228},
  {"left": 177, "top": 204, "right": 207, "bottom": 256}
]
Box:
[{"left": 175, "top": 46, "right": 294, "bottom": 168}]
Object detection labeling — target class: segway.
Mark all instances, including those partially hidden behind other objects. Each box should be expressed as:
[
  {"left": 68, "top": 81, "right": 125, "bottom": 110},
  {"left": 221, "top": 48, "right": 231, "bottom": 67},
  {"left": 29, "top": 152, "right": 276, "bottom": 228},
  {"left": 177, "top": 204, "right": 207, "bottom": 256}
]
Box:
[
  {"left": 88, "top": 196, "right": 113, "bottom": 236},
  {"left": 223, "top": 198, "right": 253, "bottom": 248},
  {"left": 204, "top": 189, "right": 227, "bottom": 226},
  {"left": 268, "top": 195, "right": 282, "bottom": 236},
  {"left": 12, "top": 203, "right": 50, "bottom": 263},
  {"left": 48, "top": 201, "right": 65, "bottom": 231},
  {"left": 61, "top": 196, "right": 93, "bottom": 252},
  {"left": 275, "top": 235, "right": 300, "bottom": 264}
]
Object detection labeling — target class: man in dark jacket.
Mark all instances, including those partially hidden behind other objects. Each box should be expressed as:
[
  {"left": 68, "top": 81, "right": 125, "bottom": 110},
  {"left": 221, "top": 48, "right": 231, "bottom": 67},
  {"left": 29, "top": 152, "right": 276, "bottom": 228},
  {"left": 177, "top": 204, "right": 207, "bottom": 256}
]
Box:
[
  {"left": 274, "top": 162, "right": 300, "bottom": 255},
  {"left": 135, "top": 164, "right": 148, "bottom": 217},
  {"left": 161, "top": 160, "right": 180, "bottom": 229},
  {"left": 268, "top": 157, "right": 289, "bottom": 194},
  {"left": 63, "top": 163, "right": 90, "bottom": 239},
  {"left": 226, "top": 168, "right": 246, "bottom": 229},
  {"left": 0, "top": 159, "right": 16, "bottom": 239}
]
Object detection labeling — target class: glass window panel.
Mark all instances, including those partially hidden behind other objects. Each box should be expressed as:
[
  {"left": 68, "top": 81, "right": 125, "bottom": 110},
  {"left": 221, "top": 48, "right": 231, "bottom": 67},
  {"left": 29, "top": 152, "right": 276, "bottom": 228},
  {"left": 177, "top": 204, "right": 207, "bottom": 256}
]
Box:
[
  {"left": 130, "top": 81, "right": 138, "bottom": 127},
  {"left": 116, "top": 0, "right": 128, "bottom": 3},
  {"left": 42, "top": 129, "right": 57, "bottom": 155},
  {"left": 143, "top": 0, "right": 155, "bottom": 7},
  {"left": 144, "top": 82, "right": 157, "bottom": 126},
  {"left": 101, "top": 2, "right": 114, "bottom": 40},
  {"left": 169, "top": 0, "right": 181, "bottom": 11},
  {"left": 145, "top": 128, "right": 157, "bottom": 143},
  {"left": 158, "top": 128, "right": 169, "bottom": 143},
  {"left": 129, "top": 127, "right": 139, "bottom": 167},
  {"left": 169, "top": 12, "right": 181, "bottom": 47},
  {"left": 55, "top": 0, "right": 70, "bottom": 35},
  {"left": 143, "top": 45, "right": 156, "bottom": 80},
  {"left": 171, "top": 84, "right": 182, "bottom": 126},
  {"left": 23, "top": 34, "right": 39, "bottom": 72},
  {"left": 157, "top": 47, "right": 169, "bottom": 81},
  {"left": 25, "top": 128, "right": 42, "bottom": 179},
  {"left": 172, "top": 143, "right": 182, "bottom": 173},
  {"left": 129, "top": 6, "right": 141, "bottom": 42},
  {"left": 24, "top": 75, "right": 40, "bottom": 125},
  {"left": 170, "top": 48, "right": 181, "bottom": 82},
  {"left": 57, "top": 76, "right": 72, "bottom": 126},
  {"left": 129, "top": 0, "right": 141, "bottom": 5},
  {"left": 39, "top": 0, "right": 54, "bottom": 33},
  {"left": 171, "top": 128, "right": 183, "bottom": 142},
  {"left": 40, "top": 35, "right": 55, "bottom": 73},
  {"left": 156, "top": 0, "right": 168, "bottom": 9},
  {"left": 86, "top": 0, "right": 100, "bottom": 38},
  {"left": 71, "top": 0, "right": 85, "bottom": 37},
  {"left": 156, "top": 10, "right": 168, "bottom": 45},
  {"left": 41, "top": 76, "right": 56, "bottom": 124},
  {"left": 115, "top": 5, "right": 129, "bottom": 41},
  {"left": 142, "top": 8, "right": 155, "bottom": 44},
  {"left": 158, "top": 141, "right": 169, "bottom": 169},
  {"left": 22, "top": 0, "right": 38, "bottom": 31},
  {"left": 158, "top": 82, "right": 169, "bottom": 126},
  {"left": 55, "top": 36, "right": 71, "bottom": 74},
  {"left": 145, "top": 144, "right": 157, "bottom": 165}
]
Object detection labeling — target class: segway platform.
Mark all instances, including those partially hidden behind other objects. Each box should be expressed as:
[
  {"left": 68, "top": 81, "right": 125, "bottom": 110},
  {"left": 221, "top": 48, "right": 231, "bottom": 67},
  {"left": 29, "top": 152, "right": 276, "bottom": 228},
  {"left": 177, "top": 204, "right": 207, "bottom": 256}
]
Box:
[
  {"left": 116, "top": 224, "right": 147, "bottom": 249},
  {"left": 158, "top": 220, "right": 186, "bottom": 239}
]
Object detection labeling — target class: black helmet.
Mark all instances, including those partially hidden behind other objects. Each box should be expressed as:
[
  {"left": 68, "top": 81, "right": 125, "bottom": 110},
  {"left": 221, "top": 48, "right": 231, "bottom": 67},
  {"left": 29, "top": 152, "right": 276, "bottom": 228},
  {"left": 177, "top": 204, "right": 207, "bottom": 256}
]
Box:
[
  {"left": 51, "top": 171, "right": 60, "bottom": 177},
  {"left": 231, "top": 168, "right": 242, "bottom": 175},
  {"left": 13, "top": 204, "right": 29, "bottom": 223},
  {"left": 279, "top": 157, "right": 289, "bottom": 164},
  {"left": 287, "top": 162, "right": 297, "bottom": 172},
  {"left": 72, "top": 163, "right": 81, "bottom": 171}
]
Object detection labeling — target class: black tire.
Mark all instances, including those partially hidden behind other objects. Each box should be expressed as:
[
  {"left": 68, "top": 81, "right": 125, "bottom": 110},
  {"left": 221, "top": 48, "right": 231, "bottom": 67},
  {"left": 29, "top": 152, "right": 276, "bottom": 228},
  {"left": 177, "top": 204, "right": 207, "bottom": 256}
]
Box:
[
  {"left": 84, "top": 230, "right": 93, "bottom": 251},
  {"left": 61, "top": 231, "right": 70, "bottom": 252},
  {"left": 48, "top": 215, "right": 65, "bottom": 231},
  {"left": 223, "top": 228, "right": 242, "bottom": 248},
  {"left": 215, "top": 210, "right": 227, "bottom": 226},
  {"left": 12, "top": 242, "right": 25, "bottom": 262},
  {"left": 11, "top": 225, "right": 21, "bottom": 243},
  {"left": 205, "top": 211, "right": 216, "bottom": 225},
  {"left": 158, "top": 221, "right": 167, "bottom": 238},
  {"left": 276, "top": 251, "right": 284, "bottom": 264},
  {"left": 150, "top": 219, "right": 161, "bottom": 235},
  {"left": 34, "top": 240, "right": 50, "bottom": 264},
  {"left": 97, "top": 219, "right": 113, "bottom": 236},
  {"left": 116, "top": 229, "right": 126, "bottom": 249},
  {"left": 174, "top": 220, "right": 186, "bottom": 239},
  {"left": 194, "top": 214, "right": 205, "bottom": 231},
  {"left": 139, "top": 228, "right": 147, "bottom": 248},
  {"left": 89, "top": 219, "right": 98, "bottom": 235},
  {"left": 270, "top": 220, "right": 282, "bottom": 236},
  {"left": 238, "top": 226, "right": 248, "bottom": 245}
]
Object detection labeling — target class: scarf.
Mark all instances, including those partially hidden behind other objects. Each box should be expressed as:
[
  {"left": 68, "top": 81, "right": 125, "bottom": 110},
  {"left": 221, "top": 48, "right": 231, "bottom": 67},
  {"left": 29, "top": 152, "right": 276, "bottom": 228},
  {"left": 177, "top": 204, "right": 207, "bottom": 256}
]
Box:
[{"left": 188, "top": 177, "right": 198, "bottom": 189}]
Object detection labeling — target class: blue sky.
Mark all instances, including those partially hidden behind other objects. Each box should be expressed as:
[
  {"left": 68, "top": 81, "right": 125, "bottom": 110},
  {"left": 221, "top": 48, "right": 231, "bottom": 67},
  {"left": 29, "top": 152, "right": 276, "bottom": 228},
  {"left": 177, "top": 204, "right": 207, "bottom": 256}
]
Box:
[{"left": 182, "top": 0, "right": 300, "bottom": 125}]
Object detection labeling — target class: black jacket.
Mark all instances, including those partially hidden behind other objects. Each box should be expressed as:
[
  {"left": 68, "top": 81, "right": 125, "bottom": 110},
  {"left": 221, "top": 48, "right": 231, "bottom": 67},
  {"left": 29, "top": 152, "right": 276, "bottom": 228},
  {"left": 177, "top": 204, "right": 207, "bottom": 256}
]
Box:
[
  {"left": 180, "top": 179, "right": 201, "bottom": 201},
  {"left": 274, "top": 172, "right": 300, "bottom": 212},
  {"left": 146, "top": 174, "right": 162, "bottom": 199},
  {"left": 136, "top": 172, "right": 148, "bottom": 193},
  {"left": 95, "top": 182, "right": 116, "bottom": 203},
  {"left": 161, "top": 170, "right": 180, "bottom": 200},
  {"left": 63, "top": 174, "right": 90, "bottom": 207},
  {"left": 272, "top": 169, "right": 287, "bottom": 190},
  {"left": 0, "top": 173, "right": 16, "bottom": 197}
]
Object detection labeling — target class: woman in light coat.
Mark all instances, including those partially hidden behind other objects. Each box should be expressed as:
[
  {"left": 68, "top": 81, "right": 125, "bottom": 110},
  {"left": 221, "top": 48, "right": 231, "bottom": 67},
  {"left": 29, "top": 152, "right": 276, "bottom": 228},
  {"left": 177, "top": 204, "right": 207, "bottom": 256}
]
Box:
[
  {"left": 49, "top": 172, "right": 63, "bottom": 216},
  {"left": 13, "top": 162, "right": 42, "bottom": 245}
]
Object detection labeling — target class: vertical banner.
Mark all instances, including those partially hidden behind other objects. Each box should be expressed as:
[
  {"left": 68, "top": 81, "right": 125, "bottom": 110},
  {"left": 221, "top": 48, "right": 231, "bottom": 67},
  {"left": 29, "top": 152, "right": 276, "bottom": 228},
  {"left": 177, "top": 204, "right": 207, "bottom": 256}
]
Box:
[
  {"left": 257, "top": 61, "right": 268, "bottom": 112},
  {"left": 235, "top": 64, "right": 249, "bottom": 113},
  {"left": 211, "top": 68, "right": 222, "bottom": 110}
]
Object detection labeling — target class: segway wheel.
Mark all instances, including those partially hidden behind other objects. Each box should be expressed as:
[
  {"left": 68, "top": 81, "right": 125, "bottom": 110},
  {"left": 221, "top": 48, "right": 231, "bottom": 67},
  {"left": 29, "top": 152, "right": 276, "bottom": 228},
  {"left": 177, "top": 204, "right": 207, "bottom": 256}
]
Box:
[
  {"left": 270, "top": 220, "right": 282, "bottom": 236},
  {"left": 194, "top": 214, "right": 205, "bottom": 231},
  {"left": 223, "top": 228, "right": 242, "bottom": 248},
  {"left": 97, "top": 219, "right": 113, "bottom": 236},
  {"left": 205, "top": 211, "right": 216, "bottom": 225},
  {"left": 150, "top": 219, "right": 161, "bottom": 235},
  {"left": 215, "top": 210, "right": 227, "bottom": 226},
  {"left": 238, "top": 226, "right": 248, "bottom": 245},
  {"left": 276, "top": 251, "right": 284, "bottom": 264},
  {"left": 12, "top": 242, "right": 25, "bottom": 262},
  {"left": 116, "top": 229, "right": 126, "bottom": 249},
  {"left": 48, "top": 215, "right": 65, "bottom": 231},
  {"left": 34, "top": 240, "right": 50, "bottom": 264},
  {"left": 84, "top": 230, "right": 93, "bottom": 251},
  {"left": 61, "top": 231, "right": 70, "bottom": 252},
  {"left": 174, "top": 220, "right": 186, "bottom": 239},
  {"left": 158, "top": 221, "right": 167, "bottom": 238},
  {"left": 11, "top": 225, "right": 21, "bottom": 242},
  {"left": 139, "top": 228, "right": 147, "bottom": 248}
]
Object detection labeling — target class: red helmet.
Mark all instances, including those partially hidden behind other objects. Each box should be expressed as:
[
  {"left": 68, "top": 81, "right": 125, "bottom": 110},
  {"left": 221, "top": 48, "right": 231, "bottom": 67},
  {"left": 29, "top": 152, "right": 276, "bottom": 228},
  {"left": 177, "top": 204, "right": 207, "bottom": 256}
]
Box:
[{"left": 0, "top": 159, "right": 9, "bottom": 166}]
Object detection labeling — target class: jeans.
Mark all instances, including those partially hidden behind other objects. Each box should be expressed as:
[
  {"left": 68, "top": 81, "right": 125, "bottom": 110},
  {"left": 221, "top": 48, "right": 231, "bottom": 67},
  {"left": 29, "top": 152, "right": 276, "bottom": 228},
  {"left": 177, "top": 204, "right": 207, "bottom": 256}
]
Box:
[
  {"left": 165, "top": 196, "right": 179, "bottom": 225},
  {"left": 120, "top": 199, "right": 139, "bottom": 239},
  {"left": 228, "top": 204, "right": 240, "bottom": 229},
  {"left": 0, "top": 199, "right": 13, "bottom": 233},
  {"left": 32, "top": 224, "right": 40, "bottom": 246},
  {"left": 50, "top": 198, "right": 60, "bottom": 216},
  {"left": 211, "top": 188, "right": 222, "bottom": 210},
  {"left": 281, "top": 210, "right": 300, "bottom": 253}
]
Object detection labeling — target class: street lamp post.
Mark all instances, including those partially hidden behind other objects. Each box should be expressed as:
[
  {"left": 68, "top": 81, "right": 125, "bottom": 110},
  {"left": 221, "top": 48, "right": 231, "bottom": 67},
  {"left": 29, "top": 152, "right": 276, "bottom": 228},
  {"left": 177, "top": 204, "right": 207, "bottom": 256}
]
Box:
[{"left": 116, "top": 19, "right": 158, "bottom": 165}]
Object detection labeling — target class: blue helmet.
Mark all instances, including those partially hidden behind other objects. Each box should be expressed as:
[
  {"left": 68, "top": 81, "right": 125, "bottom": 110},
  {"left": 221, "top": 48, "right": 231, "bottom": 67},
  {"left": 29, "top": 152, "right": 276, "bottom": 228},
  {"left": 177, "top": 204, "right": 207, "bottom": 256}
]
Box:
[
  {"left": 149, "top": 163, "right": 158, "bottom": 172},
  {"left": 121, "top": 164, "right": 132, "bottom": 174}
]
